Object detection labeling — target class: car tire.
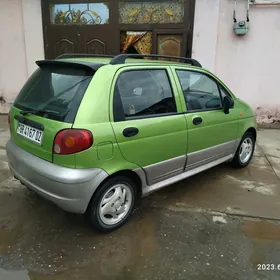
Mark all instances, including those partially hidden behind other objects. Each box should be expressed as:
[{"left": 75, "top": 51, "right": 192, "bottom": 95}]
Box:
[
  {"left": 231, "top": 132, "right": 255, "bottom": 168},
  {"left": 85, "top": 176, "right": 137, "bottom": 233}
]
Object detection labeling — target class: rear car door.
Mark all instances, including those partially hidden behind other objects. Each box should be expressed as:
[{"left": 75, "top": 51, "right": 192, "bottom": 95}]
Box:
[
  {"left": 110, "top": 66, "right": 188, "bottom": 185},
  {"left": 172, "top": 67, "right": 239, "bottom": 170},
  {"left": 9, "top": 61, "right": 94, "bottom": 167}
]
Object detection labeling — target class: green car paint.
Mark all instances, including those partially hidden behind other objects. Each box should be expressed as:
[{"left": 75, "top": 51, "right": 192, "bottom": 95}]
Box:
[
  {"left": 9, "top": 57, "right": 256, "bottom": 176},
  {"left": 107, "top": 65, "right": 187, "bottom": 170},
  {"left": 9, "top": 106, "right": 74, "bottom": 164},
  {"left": 171, "top": 66, "right": 239, "bottom": 153}
]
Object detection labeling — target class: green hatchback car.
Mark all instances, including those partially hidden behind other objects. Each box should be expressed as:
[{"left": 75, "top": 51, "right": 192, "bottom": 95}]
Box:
[{"left": 6, "top": 54, "right": 257, "bottom": 232}]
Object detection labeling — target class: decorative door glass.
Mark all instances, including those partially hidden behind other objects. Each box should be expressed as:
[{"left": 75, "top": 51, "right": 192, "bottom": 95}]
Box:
[
  {"left": 119, "top": 1, "right": 184, "bottom": 24},
  {"left": 50, "top": 3, "right": 109, "bottom": 25},
  {"left": 120, "top": 31, "right": 152, "bottom": 54}
]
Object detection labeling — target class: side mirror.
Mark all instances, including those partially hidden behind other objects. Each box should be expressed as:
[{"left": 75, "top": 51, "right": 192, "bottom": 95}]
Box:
[{"left": 223, "top": 96, "right": 234, "bottom": 114}]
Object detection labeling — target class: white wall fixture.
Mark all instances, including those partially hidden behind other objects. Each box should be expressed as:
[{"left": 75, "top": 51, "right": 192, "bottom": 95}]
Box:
[{"left": 233, "top": 0, "right": 250, "bottom": 36}]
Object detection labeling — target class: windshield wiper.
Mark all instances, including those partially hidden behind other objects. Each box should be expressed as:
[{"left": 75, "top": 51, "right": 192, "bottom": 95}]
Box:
[{"left": 20, "top": 109, "right": 61, "bottom": 116}]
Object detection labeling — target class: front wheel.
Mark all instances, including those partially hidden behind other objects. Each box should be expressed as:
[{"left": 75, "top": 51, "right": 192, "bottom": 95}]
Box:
[
  {"left": 231, "top": 132, "right": 255, "bottom": 168},
  {"left": 85, "top": 176, "right": 137, "bottom": 233}
]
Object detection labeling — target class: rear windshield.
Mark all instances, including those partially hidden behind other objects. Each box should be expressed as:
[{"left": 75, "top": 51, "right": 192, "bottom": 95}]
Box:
[{"left": 13, "top": 65, "right": 93, "bottom": 123}]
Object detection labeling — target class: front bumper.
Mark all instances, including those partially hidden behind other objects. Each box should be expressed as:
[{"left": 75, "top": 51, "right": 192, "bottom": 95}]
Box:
[{"left": 6, "top": 139, "right": 108, "bottom": 213}]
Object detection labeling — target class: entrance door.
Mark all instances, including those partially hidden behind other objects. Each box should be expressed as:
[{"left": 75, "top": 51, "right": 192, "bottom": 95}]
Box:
[{"left": 42, "top": 1, "right": 117, "bottom": 59}]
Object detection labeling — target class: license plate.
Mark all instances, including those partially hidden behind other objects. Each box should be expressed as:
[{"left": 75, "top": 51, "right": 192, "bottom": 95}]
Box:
[{"left": 17, "top": 122, "right": 43, "bottom": 145}]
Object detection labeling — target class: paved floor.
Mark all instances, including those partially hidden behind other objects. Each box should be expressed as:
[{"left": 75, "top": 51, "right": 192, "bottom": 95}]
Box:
[{"left": 0, "top": 115, "right": 280, "bottom": 280}]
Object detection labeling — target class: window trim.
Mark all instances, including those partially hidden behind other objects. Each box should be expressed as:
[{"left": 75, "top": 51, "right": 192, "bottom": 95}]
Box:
[
  {"left": 125, "top": 112, "right": 184, "bottom": 121},
  {"left": 113, "top": 68, "right": 179, "bottom": 122},
  {"left": 218, "top": 83, "right": 233, "bottom": 99},
  {"left": 175, "top": 69, "right": 227, "bottom": 113}
]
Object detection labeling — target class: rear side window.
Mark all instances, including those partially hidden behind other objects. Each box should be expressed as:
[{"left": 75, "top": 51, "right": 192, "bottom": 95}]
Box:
[
  {"left": 113, "top": 69, "right": 177, "bottom": 121},
  {"left": 13, "top": 65, "right": 93, "bottom": 123}
]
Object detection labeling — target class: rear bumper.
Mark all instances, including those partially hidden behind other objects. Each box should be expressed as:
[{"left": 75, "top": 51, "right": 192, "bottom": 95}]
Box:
[{"left": 6, "top": 139, "right": 108, "bottom": 213}]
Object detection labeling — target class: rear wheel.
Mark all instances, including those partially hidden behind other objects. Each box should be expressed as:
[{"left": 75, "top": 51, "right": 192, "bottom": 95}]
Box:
[
  {"left": 85, "top": 176, "right": 136, "bottom": 232},
  {"left": 231, "top": 132, "right": 255, "bottom": 168}
]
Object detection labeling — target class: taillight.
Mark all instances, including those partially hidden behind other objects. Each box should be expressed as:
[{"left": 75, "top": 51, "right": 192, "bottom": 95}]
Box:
[{"left": 53, "top": 129, "right": 93, "bottom": 155}]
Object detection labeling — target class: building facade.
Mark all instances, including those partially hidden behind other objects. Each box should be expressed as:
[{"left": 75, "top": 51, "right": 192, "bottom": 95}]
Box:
[{"left": 0, "top": 0, "right": 279, "bottom": 123}]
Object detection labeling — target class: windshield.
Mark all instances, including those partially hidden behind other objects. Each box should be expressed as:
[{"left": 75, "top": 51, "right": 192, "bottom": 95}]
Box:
[{"left": 13, "top": 65, "right": 93, "bottom": 123}]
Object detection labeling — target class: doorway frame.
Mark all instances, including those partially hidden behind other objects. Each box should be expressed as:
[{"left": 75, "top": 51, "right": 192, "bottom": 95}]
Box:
[{"left": 41, "top": 0, "right": 196, "bottom": 58}]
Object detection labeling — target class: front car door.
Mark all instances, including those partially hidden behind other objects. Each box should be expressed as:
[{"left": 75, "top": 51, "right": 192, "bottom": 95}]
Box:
[
  {"left": 110, "top": 66, "right": 187, "bottom": 185},
  {"left": 172, "top": 67, "right": 239, "bottom": 170}
]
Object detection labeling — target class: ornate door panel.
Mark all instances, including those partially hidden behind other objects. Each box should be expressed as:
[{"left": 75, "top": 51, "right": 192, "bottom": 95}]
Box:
[
  {"left": 42, "top": 0, "right": 118, "bottom": 59},
  {"left": 158, "top": 35, "right": 182, "bottom": 56},
  {"left": 154, "top": 30, "right": 187, "bottom": 58},
  {"left": 86, "top": 38, "right": 106, "bottom": 53},
  {"left": 78, "top": 25, "right": 116, "bottom": 55},
  {"left": 45, "top": 26, "right": 82, "bottom": 59},
  {"left": 118, "top": 1, "right": 185, "bottom": 25}
]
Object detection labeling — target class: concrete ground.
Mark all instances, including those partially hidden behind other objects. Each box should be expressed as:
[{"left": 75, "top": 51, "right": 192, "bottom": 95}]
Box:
[{"left": 0, "top": 115, "right": 280, "bottom": 280}]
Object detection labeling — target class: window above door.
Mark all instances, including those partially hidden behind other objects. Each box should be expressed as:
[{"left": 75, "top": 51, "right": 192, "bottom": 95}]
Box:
[
  {"left": 50, "top": 2, "right": 110, "bottom": 25},
  {"left": 119, "top": 0, "right": 185, "bottom": 24}
]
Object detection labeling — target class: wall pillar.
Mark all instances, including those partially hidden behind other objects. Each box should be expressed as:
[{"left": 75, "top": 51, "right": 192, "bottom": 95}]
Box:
[
  {"left": 21, "top": 0, "right": 45, "bottom": 77},
  {"left": 192, "top": 0, "right": 222, "bottom": 72}
]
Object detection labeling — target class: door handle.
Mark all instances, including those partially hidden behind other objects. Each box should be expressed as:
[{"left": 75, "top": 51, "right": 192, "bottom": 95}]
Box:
[
  {"left": 123, "top": 127, "right": 139, "bottom": 137},
  {"left": 193, "top": 117, "right": 203, "bottom": 125}
]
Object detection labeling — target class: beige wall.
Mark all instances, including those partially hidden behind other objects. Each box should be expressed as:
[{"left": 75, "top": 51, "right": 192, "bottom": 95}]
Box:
[
  {"left": 22, "top": 0, "right": 45, "bottom": 77},
  {"left": 0, "top": 0, "right": 44, "bottom": 113},
  {"left": 193, "top": 0, "right": 280, "bottom": 123},
  {"left": 0, "top": 0, "right": 27, "bottom": 112},
  {"left": 192, "top": 0, "right": 221, "bottom": 72}
]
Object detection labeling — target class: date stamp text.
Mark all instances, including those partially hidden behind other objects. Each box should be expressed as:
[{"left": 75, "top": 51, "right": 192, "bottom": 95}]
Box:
[{"left": 257, "top": 264, "right": 280, "bottom": 271}]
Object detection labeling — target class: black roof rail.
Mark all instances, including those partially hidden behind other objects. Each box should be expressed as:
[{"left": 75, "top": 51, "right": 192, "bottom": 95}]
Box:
[
  {"left": 110, "top": 54, "right": 202, "bottom": 67},
  {"left": 56, "top": 53, "right": 115, "bottom": 59}
]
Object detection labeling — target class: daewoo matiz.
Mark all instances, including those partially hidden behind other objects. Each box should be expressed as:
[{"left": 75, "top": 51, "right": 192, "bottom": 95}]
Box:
[{"left": 6, "top": 53, "right": 257, "bottom": 232}]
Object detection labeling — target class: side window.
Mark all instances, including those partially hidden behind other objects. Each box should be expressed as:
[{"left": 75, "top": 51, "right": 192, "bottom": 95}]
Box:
[
  {"left": 176, "top": 70, "right": 222, "bottom": 112},
  {"left": 114, "top": 69, "right": 177, "bottom": 119}
]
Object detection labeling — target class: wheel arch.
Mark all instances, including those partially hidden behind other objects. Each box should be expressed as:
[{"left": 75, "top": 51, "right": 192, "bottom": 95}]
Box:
[
  {"left": 91, "top": 169, "right": 144, "bottom": 204},
  {"left": 244, "top": 127, "right": 257, "bottom": 140}
]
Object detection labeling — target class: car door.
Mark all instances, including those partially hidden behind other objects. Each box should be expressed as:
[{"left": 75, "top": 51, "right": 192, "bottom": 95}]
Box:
[
  {"left": 172, "top": 67, "right": 239, "bottom": 171},
  {"left": 110, "top": 66, "right": 188, "bottom": 185}
]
